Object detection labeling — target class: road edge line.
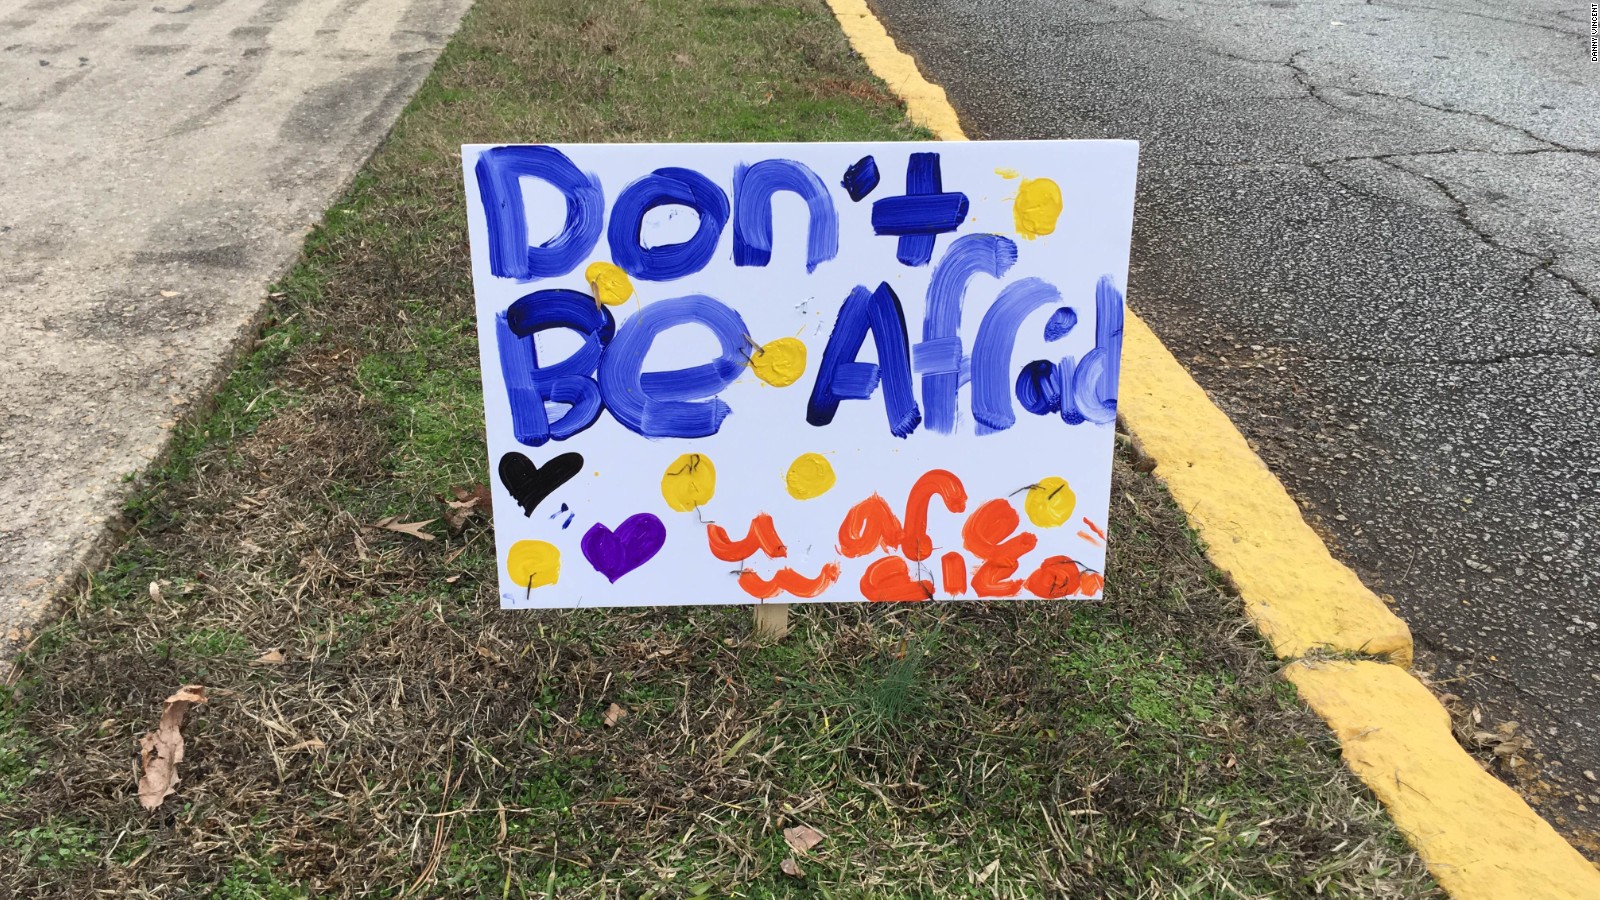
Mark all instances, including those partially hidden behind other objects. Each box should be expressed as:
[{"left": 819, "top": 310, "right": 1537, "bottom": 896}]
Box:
[
  {"left": 822, "top": 0, "right": 1600, "bottom": 893},
  {"left": 1287, "top": 660, "right": 1600, "bottom": 897}
]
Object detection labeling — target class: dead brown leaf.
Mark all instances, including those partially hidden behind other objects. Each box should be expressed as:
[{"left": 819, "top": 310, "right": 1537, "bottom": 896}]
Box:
[
  {"left": 462, "top": 483, "right": 493, "bottom": 508},
  {"left": 783, "top": 824, "right": 825, "bottom": 854},
  {"left": 373, "top": 516, "right": 436, "bottom": 542},
  {"left": 780, "top": 857, "right": 804, "bottom": 878},
  {"left": 442, "top": 483, "right": 492, "bottom": 530},
  {"left": 137, "top": 685, "right": 207, "bottom": 810},
  {"left": 285, "top": 738, "right": 325, "bottom": 753},
  {"left": 251, "top": 648, "right": 286, "bottom": 666},
  {"left": 603, "top": 703, "right": 628, "bottom": 727}
]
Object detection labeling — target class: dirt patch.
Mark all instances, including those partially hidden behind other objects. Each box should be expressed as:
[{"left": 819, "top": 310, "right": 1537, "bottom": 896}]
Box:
[{"left": 814, "top": 76, "right": 904, "bottom": 108}]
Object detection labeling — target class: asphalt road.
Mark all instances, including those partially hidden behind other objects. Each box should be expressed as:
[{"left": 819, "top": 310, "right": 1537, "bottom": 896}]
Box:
[
  {"left": 865, "top": 0, "right": 1600, "bottom": 847},
  {"left": 0, "top": 0, "right": 471, "bottom": 650}
]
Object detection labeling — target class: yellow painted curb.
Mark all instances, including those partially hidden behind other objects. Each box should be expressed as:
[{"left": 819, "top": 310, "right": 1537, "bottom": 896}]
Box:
[
  {"left": 824, "top": 0, "right": 1411, "bottom": 665},
  {"left": 825, "top": 0, "right": 969, "bottom": 142},
  {"left": 1117, "top": 315, "right": 1413, "bottom": 664},
  {"left": 1286, "top": 660, "right": 1600, "bottom": 897}
]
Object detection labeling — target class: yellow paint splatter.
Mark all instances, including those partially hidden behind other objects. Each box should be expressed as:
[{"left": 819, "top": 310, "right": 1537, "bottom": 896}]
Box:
[
  {"left": 1013, "top": 177, "right": 1063, "bottom": 240},
  {"left": 506, "top": 540, "right": 561, "bottom": 591},
  {"left": 585, "top": 261, "right": 634, "bottom": 306},
  {"left": 994, "top": 167, "right": 1020, "bottom": 179},
  {"left": 661, "top": 453, "right": 716, "bottom": 512},
  {"left": 750, "top": 337, "right": 807, "bottom": 387},
  {"left": 1025, "top": 476, "right": 1076, "bottom": 528},
  {"left": 785, "top": 452, "right": 836, "bottom": 500}
]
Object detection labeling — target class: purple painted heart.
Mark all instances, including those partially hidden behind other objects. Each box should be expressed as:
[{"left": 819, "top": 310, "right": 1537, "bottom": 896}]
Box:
[{"left": 580, "top": 513, "right": 666, "bottom": 583}]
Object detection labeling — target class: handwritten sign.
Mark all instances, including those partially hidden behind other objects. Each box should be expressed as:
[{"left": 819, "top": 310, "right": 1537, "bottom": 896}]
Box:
[{"left": 463, "top": 141, "right": 1138, "bottom": 608}]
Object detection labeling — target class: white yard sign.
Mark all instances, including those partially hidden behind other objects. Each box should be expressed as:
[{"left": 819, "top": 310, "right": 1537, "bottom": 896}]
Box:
[{"left": 463, "top": 141, "right": 1138, "bottom": 608}]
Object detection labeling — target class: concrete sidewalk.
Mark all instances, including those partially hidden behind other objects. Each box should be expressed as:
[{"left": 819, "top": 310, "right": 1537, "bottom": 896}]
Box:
[{"left": 0, "top": 0, "right": 472, "bottom": 651}]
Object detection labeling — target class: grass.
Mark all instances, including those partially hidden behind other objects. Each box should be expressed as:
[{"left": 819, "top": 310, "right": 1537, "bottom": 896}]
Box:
[{"left": 0, "top": 0, "right": 1439, "bottom": 896}]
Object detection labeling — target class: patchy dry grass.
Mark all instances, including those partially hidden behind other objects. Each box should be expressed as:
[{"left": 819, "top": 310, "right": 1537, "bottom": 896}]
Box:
[{"left": 0, "top": 0, "right": 1438, "bottom": 896}]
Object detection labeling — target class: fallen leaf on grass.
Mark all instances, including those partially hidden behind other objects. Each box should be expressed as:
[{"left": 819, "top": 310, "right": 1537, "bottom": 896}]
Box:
[
  {"left": 137, "top": 685, "right": 207, "bottom": 810},
  {"left": 441, "top": 484, "right": 492, "bottom": 530},
  {"left": 373, "top": 516, "right": 436, "bottom": 542},
  {"left": 783, "top": 825, "right": 825, "bottom": 854},
  {"left": 285, "top": 738, "right": 325, "bottom": 753},
  {"left": 780, "top": 857, "right": 804, "bottom": 878},
  {"left": 603, "top": 703, "right": 628, "bottom": 727},
  {"left": 976, "top": 859, "right": 1000, "bottom": 884},
  {"left": 251, "top": 648, "right": 285, "bottom": 666},
  {"left": 147, "top": 581, "right": 162, "bottom": 603}
]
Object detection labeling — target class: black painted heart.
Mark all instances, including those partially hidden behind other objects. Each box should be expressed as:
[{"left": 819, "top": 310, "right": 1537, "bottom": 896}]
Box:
[{"left": 498, "top": 451, "right": 584, "bottom": 516}]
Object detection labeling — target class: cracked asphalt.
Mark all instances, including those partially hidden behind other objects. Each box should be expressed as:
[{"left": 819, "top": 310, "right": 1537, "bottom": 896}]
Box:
[{"left": 864, "top": 0, "right": 1600, "bottom": 846}]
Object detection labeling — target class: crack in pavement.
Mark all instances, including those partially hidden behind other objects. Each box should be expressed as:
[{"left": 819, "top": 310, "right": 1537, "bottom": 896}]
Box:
[
  {"left": 1185, "top": 39, "right": 1599, "bottom": 162},
  {"left": 1368, "top": 156, "right": 1600, "bottom": 314},
  {"left": 1318, "top": 146, "right": 1597, "bottom": 164},
  {"left": 1288, "top": 152, "right": 1600, "bottom": 318},
  {"left": 1362, "top": 0, "right": 1583, "bottom": 41},
  {"left": 1282, "top": 49, "right": 1591, "bottom": 155},
  {"left": 1186, "top": 146, "right": 1594, "bottom": 170},
  {"left": 1277, "top": 347, "right": 1599, "bottom": 366}
]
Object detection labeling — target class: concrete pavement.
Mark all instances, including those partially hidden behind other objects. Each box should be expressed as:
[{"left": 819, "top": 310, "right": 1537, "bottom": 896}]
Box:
[
  {"left": 0, "top": 0, "right": 471, "bottom": 651},
  {"left": 863, "top": 0, "right": 1600, "bottom": 848}
]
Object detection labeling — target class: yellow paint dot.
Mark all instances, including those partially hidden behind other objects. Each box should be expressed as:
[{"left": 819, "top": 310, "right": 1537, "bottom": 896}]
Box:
[
  {"left": 506, "top": 540, "right": 561, "bottom": 590},
  {"left": 1014, "top": 177, "right": 1063, "bottom": 240},
  {"left": 785, "top": 452, "right": 836, "bottom": 500},
  {"left": 750, "top": 337, "right": 807, "bottom": 387},
  {"left": 1025, "top": 477, "right": 1077, "bottom": 528},
  {"left": 994, "top": 167, "right": 1020, "bottom": 179},
  {"left": 661, "top": 453, "right": 716, "bottom": 512},
  {"left": 585, "top": 261, "right": 634, "bottom": 306}
]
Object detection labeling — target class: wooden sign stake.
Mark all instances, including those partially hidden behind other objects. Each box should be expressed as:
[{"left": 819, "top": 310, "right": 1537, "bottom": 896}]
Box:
[{"left": 753, "top": 603, "right": 790, "bottom": 641}]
